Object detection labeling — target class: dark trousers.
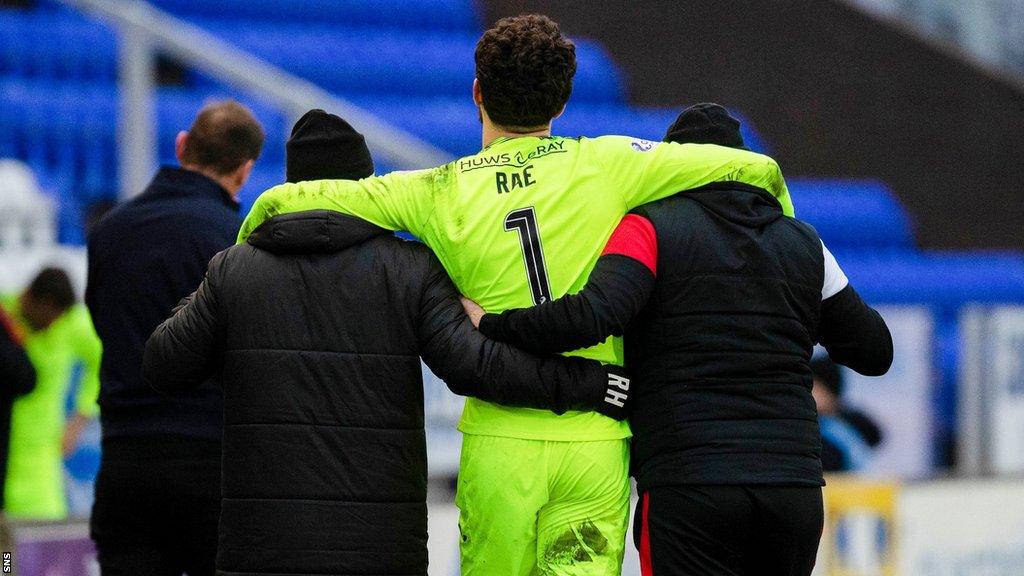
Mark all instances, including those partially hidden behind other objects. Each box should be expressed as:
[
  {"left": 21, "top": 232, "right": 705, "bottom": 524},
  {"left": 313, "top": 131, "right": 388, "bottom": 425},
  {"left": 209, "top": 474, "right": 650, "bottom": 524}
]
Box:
[
  {"left": 634, "top": 485, "right": 823, "bottom": 576},
  {"left": 90, "top": 436, "right": 222, "bottom": 576}
]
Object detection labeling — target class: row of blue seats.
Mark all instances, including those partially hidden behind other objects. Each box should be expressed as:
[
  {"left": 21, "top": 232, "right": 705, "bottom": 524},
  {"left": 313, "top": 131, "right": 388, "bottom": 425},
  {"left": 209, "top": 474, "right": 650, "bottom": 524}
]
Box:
[
  {"left": 0, "top": 11, "right": 624, "bottom": 103},
  {"left": 0, "top": 11, "right": 116, "bottom": 83},
  {"left": 836, "top": 250, "right": 1024, "bottom": 309},
  {"left": 0, "top": 66, "right": 769, "bottom": 156},
  {"left": 334, "top": 94, "right": 769, "bottom": 157},
  {"left": 197, "top": 21, "right": 624, "bottom": 103},
  {"left": 1, "top": 81, "right": 907, "bottom": 251},
  {"left": 30, "top": 0, "right": 480, "bottom": 32},
  {"left": 0, "top": 80, "right": 287, "bottom": 201},
  {"left": 146, "top": 0, "right": 481, "bottom": 32},
  {"left": 789, "top": 178, "right": 913, "bottom": 250},
  {"left": 0, "top": 78, "right": 767, "bottom": 191}
]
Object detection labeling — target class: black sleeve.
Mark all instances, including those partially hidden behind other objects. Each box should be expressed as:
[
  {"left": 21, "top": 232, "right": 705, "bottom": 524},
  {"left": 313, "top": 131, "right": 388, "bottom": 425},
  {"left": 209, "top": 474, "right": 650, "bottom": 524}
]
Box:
[
  {"left": 478, "top": 254, "right": 655, "bottom": 355},
  {"left": 416, "top": 256, "right": 631, "bottom": 420},
  {"left": 817, "top": 284, "right": 894, "bottom": 377},
  {"left": 0, "top": 324, "right": 35, "bottom": 398},
  {"left": 143, "top": 251, "right": 226, "bottom": 394}
]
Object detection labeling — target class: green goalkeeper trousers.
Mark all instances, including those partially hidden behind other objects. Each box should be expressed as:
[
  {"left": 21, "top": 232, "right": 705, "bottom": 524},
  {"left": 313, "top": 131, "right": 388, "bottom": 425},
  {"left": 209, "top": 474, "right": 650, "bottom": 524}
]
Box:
[{"left": 456, "top": 434, "right": 630, "bottom": 575}]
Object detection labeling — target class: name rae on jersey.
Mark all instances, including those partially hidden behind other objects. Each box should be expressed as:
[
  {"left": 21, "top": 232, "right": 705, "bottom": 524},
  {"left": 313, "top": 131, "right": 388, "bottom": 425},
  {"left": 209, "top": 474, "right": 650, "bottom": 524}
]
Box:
[{"left": 457, "top": 140, "right": 568, "bottom": 194}]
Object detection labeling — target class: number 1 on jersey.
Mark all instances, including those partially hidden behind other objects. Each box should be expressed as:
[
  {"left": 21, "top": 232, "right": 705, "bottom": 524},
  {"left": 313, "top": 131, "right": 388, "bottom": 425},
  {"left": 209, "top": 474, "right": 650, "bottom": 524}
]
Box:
[{"left": 505, "top": 207, "right": 553, "bottom": 305}]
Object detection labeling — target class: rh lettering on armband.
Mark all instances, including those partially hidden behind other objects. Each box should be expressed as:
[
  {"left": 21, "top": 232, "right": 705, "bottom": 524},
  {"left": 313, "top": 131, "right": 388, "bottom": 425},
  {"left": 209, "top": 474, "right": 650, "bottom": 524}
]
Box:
[{"left": 605, "top": 373, "right": 630, "bottom": 407}]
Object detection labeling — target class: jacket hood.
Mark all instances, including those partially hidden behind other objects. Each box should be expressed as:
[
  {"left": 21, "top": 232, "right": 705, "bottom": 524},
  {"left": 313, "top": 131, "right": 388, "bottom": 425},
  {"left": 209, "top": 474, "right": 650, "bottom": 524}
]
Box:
[
  {"left": 247, "top": 210, "right": 391, "bottom": 254},
  {"left": 680, "top": 183, "right": 784, "bottom": 229}
]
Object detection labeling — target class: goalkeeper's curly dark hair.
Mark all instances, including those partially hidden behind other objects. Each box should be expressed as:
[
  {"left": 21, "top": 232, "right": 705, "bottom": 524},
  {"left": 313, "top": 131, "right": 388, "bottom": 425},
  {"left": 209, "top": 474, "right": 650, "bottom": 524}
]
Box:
[{"left": 475, "top": 14, "right": 576, "bottom": 131}]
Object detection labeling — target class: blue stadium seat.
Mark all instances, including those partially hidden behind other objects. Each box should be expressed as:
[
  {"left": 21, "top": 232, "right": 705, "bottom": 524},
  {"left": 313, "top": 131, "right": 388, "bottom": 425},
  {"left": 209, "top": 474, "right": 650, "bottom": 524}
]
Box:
[
  {"left": 0, "top": 79, "right": 117, "bottom": 200},
  {"left": 834, "top": 250, "right": 1024, "bottom": 311},
  {"left": 0, "top": 11, "right": 117, "bottom": 83},
  {"left": 789, "top": 178, "right": 915, "bottom": 251}
]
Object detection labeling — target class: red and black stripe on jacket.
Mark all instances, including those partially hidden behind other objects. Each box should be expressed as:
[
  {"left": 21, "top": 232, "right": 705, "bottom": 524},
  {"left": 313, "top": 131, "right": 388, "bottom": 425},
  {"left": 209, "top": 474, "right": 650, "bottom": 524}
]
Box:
[{"left": 481, "top": 184, "right": 893, "bottom": 489}]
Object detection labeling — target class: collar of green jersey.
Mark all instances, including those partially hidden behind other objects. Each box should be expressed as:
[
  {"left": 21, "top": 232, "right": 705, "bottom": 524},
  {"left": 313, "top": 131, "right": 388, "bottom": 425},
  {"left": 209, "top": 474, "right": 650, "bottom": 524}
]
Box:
[{"left": 482, "top": 135, "right": 559, "bottom": 151}]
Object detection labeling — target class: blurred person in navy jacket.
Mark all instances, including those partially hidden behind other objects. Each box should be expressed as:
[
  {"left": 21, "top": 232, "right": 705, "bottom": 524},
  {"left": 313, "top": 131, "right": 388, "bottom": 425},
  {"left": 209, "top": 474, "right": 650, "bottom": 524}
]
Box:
[
  {"left": 812, "top": 356, "right": 884, "bottom": 472},
  {"left": 86, "top": 101, "right": 264, "bottom": 576}
]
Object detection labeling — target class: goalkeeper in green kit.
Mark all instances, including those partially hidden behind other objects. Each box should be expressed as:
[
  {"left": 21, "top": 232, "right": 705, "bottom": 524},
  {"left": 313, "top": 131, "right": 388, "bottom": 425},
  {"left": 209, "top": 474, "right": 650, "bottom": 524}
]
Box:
[{"left": 238, "top": 14, "right": 794, "bottom": 575}]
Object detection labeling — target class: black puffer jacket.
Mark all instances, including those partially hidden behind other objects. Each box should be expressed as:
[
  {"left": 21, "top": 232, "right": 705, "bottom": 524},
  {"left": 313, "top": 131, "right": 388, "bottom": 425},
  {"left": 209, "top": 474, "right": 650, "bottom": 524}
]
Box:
[
  {"left": 481, "top": 185, "right": 893, "bottom": 490},
  {"left": 625, "top": 188, "right": 828, "bottom": 489},
  {"left": 143, "top": 210, "right": 623, "bottom": 576}
]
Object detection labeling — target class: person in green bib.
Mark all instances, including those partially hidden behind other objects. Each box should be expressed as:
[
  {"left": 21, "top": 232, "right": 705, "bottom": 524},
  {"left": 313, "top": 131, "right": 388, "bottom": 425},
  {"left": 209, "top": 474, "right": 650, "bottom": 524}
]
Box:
[
  {"left": 237, "top": 15, "right": 792, "bottom": 576},
  {"left": 1, "top": 267, "right": 101, "bottom": 520}
]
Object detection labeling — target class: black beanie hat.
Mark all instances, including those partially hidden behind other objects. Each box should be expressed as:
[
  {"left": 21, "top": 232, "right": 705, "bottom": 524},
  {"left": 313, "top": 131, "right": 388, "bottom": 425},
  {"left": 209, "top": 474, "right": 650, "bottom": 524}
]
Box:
[
  {"left": 286, "top": 109, "right": 374, "bottom": 183},
  {"left": 663, "top": 102, "right": 747, "bottom": 150}
]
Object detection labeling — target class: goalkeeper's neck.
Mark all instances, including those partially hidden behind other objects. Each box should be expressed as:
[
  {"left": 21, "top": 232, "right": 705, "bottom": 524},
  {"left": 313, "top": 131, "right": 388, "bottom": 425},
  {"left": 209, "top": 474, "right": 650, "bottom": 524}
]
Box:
[{"left": 481, "top": 119, "right": 552, "bottom": 148}]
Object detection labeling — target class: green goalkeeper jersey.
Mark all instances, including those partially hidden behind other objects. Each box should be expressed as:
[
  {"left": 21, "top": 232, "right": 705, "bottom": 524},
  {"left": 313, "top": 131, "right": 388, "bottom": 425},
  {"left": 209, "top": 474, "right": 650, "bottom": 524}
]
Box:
[{"left": 238, "top": 135, "right": 793, "bottom": 442}]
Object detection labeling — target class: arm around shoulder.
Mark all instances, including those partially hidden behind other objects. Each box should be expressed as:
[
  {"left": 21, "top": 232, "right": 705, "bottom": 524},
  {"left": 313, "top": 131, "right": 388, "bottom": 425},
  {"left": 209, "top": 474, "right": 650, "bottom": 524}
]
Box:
[
  {"left": 415, "top": 253, "right": 630, "bottom": 419},
  {"left": 237, "top": 169, "right": 439, "bottom": 243},
  {"left": 479, "top": 213, "right": 658, "bottom": 354}
]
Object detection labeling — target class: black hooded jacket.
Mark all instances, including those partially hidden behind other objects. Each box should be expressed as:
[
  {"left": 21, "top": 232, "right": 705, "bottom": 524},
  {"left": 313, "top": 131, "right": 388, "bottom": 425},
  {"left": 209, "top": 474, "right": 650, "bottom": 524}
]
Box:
[
  {"left": 481, "top": 185, "right": 893, "bottom": 490},
  {"left": 142, "top": 210, "right": 625, "bottom": 576}
]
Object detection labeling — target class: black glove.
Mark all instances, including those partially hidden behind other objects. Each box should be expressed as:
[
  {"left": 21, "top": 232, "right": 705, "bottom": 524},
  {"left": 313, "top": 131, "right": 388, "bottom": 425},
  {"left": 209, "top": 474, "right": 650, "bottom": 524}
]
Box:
[{"left": 593, "top": 365, "right": 631, "bottom": 421}]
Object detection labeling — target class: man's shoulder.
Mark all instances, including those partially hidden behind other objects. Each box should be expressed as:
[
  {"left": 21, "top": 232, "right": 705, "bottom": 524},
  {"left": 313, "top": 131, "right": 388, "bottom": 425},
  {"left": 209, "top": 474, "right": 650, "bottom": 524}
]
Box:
[
  {"left": 242, "top": 231, "right": 436, "bottom": 269},
  {"left": 367, "top": 236, "right": 445, "bottom": 293},
  {"left": 627, "top": 195, "right": 680, "bottom": 221},
  {"left": 382, "top": 164, "right": 452, "bottom": 188},
  {"left": 88, "top": 197, "right": 140, "bottom": 238},
  {"left": 369, "top": 235, "right": 438, "bottom": 265},
  {"left": 200, "top": 242, "right": 258, "bottom": 288},
  {"left": 93, "top": 191, "right": 236, "bottom": 230},
  {"left": 777, "top": 212, "right": 822, "bottom": 244}
]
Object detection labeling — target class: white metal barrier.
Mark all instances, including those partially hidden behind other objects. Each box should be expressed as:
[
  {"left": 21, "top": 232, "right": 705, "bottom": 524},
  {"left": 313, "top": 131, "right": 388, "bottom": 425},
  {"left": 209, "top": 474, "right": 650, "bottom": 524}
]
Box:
[
  {"left": 959, "top": 304, "right": 1024, "bottom": 476},
  {"left": 57, "top": 0, "right": 452, "bottom": 199},
  {"left": 841, "top": 306, "right": 937, "bottom": 479},
  {"left": 0, "top": 160, "right": 56, "bottom": 253}
]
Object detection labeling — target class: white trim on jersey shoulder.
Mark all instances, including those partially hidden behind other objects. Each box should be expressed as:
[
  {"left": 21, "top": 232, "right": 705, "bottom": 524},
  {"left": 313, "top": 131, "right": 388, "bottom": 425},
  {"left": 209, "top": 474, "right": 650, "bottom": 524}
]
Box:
[{"left": 821, "top": 241, "right": 849, "bottom": 300}]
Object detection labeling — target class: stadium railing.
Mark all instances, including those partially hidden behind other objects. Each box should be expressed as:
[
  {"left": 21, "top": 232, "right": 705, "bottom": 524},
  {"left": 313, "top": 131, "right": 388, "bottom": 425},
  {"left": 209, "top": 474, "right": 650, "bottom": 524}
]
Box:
[{"left": 55, "top": 0, "right": 452, "bottom": 199}]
